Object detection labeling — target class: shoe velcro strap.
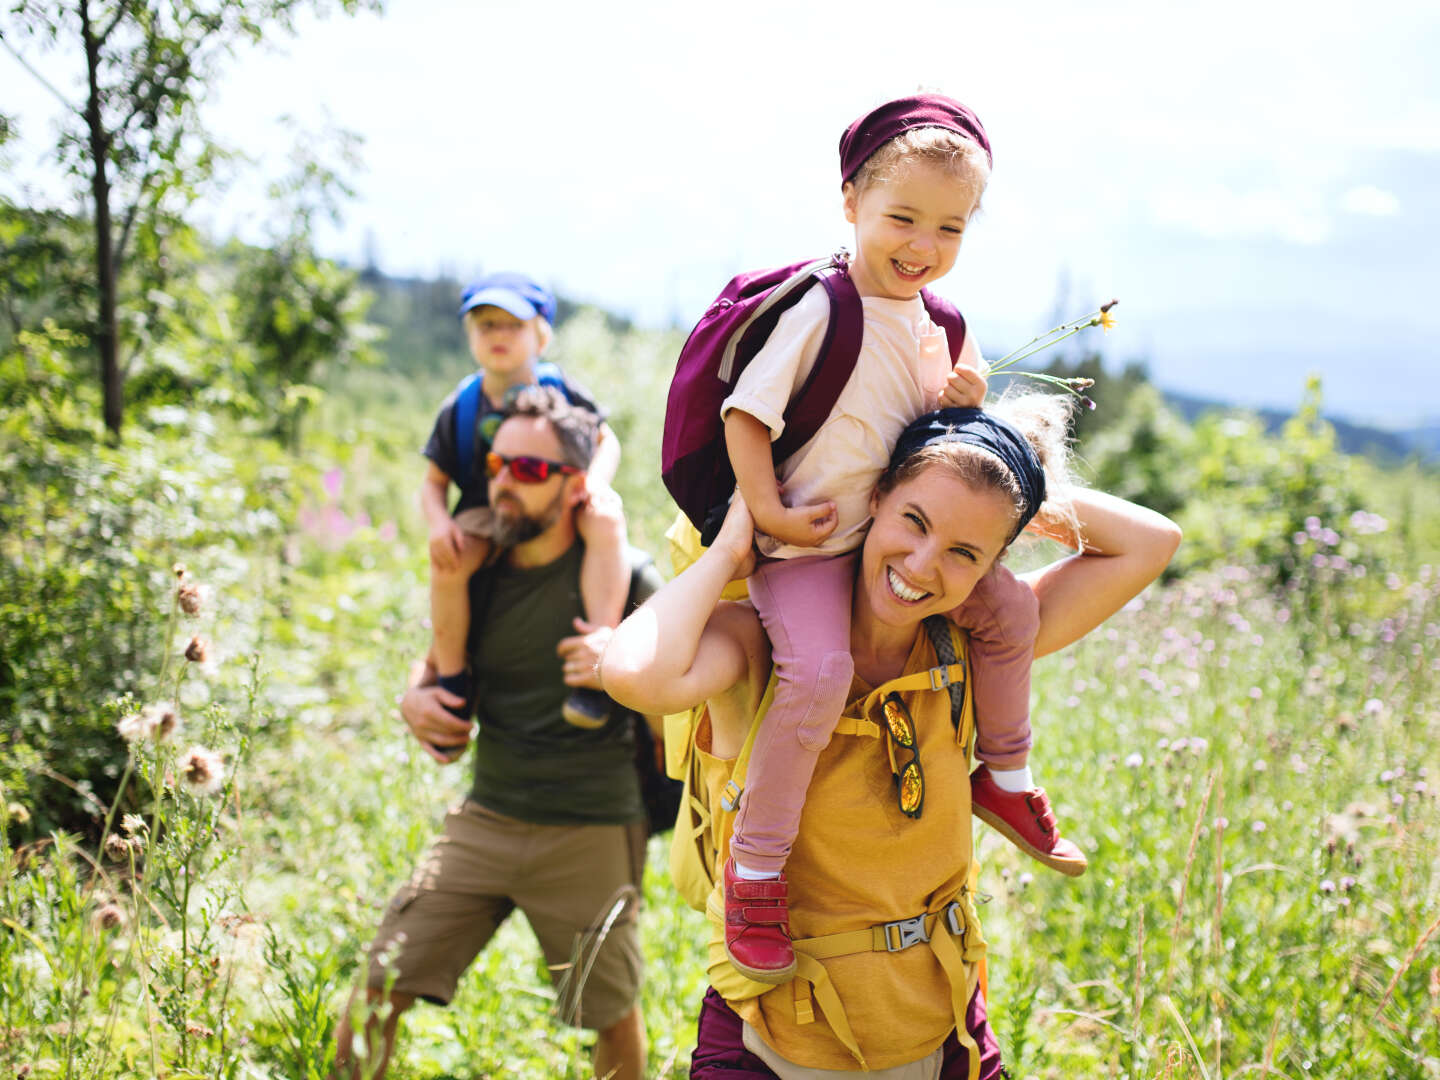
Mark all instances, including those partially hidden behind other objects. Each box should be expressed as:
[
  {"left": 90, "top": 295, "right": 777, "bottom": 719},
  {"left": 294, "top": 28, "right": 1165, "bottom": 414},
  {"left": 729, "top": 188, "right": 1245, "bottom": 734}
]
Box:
[
  {"left": 733, "top": 906, "right": 789, "bottom": 925},
  {"left": 730, "top": 878, "right": 788, "bottom": 900},
  {"left": 1025, "top": 792, "right": 1058, "bottom": 834}
]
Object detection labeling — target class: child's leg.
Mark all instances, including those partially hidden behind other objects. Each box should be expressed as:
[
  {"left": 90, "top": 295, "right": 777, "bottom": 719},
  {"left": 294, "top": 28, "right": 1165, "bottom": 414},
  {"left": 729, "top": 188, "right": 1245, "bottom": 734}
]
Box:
[
  {"left": 951, "top": 564, "right": 1086, "bottom": 876},
  {"left": 566, "top": 486, "right": 630, "bottom": 728},
  {"left": 576, "top": 484, "right": 629, "bottom": 629},
  {"left": 722, "top": 553, "right": 855, "bottom": 983},
  {"left": 949, "top": 563, "right": 1039, "bottom": 772},
  {"left": 732, "top": 553, "right": 857, "bottom": 876},
  {"left": 429, "top": 533, "right": 492, "bottom": 679}
]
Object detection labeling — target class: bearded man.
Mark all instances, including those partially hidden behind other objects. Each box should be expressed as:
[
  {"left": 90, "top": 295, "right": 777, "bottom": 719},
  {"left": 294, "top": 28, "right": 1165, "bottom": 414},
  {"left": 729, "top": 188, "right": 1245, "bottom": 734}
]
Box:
[{"left": 333, "top": 386, "right": 661, "bottom": 1080}]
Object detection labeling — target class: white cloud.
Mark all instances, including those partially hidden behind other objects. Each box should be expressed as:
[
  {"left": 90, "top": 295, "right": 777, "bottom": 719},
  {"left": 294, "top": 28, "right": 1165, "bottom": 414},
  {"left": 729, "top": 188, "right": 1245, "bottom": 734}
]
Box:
[
  {"left": 1146, "top": 185, "right": 1332, "bottom": 246},
  {"left": 1340, "top": 186, "right": 1401, "bottom": 217}
]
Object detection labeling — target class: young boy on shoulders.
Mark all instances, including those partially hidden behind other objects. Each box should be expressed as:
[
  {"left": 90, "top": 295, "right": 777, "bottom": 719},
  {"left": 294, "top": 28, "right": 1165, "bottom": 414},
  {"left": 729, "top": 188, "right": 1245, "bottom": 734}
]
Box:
[{"left": 420, "top": 272, "right": 629, "bottom": 736}]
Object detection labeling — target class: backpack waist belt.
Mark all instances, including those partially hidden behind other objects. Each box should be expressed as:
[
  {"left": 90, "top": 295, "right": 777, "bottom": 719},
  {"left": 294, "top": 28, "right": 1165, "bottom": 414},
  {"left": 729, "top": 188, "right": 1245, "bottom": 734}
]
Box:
[
  {"left": 793, "top": 898, "right": 977, "bottom": 960},
  {"left": 774, "top": 890, "right": 987, "bottom": 1080}
]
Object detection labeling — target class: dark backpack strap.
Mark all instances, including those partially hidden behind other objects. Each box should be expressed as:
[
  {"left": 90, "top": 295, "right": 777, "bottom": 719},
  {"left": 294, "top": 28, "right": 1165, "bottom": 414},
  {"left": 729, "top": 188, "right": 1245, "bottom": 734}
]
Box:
[
  {"left": 453, "top": 372, "right": 484, "bottom": 489},
  {"left": 772, "top": 267, "right": 864, "bottom": 463},
  {"left": 920, "top": 290, "right": 968, "bottom": 363},
  {"left": 922, "top": 614, "right": 967, "bottom": 733}
]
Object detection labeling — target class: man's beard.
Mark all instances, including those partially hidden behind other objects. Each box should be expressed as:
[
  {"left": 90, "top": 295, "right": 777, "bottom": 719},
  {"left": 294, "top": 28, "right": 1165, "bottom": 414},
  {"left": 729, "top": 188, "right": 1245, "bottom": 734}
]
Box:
[{"left": 490, "top": 486, "right": 567, "bottom": 546}]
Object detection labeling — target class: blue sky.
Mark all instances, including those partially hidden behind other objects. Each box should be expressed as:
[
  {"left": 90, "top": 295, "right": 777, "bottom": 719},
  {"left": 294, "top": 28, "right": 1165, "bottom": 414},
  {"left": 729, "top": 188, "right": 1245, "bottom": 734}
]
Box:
[{"left": 4, "top": 0, "right": 1438, "bottom": 427}]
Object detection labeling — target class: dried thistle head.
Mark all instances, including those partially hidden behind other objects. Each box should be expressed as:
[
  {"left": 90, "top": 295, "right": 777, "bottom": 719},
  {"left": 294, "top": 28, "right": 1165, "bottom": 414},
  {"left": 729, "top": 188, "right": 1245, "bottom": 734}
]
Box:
[
  {"left": 177, "top": 581, "right": 203, "bottom": 616},
  {"left": 179, "top": 747, "right": 225, "bottom": 796},
  {"left": 139, "top": 703, "right": 182, "bottom": 743},
  {"left": 121, "top": 813, "right": 147, "bottom": 836},
  {"left": 5, "top": 802, "right": 31, "bottom": 826},
  {"left": 116, "top": 711, "right": 149, "bottom": 743},
  {"left": 185, "top": 635, "right": 210, "bottom": 664},
  {"left": 104, "top": 833, "right": 131, "bottom": 861},
  {"left": 93, "top": 902, "right": 125, "bottom": 931}
]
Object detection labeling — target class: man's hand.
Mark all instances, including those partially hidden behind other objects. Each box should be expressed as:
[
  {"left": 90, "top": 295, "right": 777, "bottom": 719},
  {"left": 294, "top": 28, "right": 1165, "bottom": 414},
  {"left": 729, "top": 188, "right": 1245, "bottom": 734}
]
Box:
[
  {"left": 428, "top": 518, "right": 467, "bottom": 574},
  {"left": 557, "top": 618, "right": 614, "bottom": 688},
  {"left": 401, "top": 684, "right": 474, "bottom": 763},
  {"left": 939, "top": 359, "right": 989, "bottom": 408}
]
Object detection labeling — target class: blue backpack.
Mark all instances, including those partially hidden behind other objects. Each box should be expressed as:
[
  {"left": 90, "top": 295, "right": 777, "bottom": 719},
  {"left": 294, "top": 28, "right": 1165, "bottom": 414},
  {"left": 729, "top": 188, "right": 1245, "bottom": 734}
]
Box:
[{"left": 452, "top": 360, "right": 569, "bottom": 492}]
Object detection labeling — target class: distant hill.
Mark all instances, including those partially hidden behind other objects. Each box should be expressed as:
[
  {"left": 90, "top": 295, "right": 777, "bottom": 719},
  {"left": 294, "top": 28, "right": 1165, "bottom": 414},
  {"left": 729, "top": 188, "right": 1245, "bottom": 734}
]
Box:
[
  {"left": 358, "top": 269, "right": 1438, "bottom": 464},
  {"left": 1163, "top": 391, "right": 1437, "bottom": 462}
]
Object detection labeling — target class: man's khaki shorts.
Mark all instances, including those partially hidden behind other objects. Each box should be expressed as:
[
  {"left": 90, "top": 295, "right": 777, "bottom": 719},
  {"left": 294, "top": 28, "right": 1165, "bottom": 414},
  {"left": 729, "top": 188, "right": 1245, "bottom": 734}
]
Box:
[{"left": 366, "top": 799, "right": 647, "bottom": 1031}]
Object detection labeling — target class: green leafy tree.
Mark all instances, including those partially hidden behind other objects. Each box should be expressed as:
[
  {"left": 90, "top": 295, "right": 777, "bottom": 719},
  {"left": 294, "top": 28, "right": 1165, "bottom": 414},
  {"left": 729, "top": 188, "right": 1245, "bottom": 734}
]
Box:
[
  {"left": 0, "top": 0, "right": 378, "bottom": 439},
  {"left": 229, "top": 123, "right": 381, "bottom": 447}
]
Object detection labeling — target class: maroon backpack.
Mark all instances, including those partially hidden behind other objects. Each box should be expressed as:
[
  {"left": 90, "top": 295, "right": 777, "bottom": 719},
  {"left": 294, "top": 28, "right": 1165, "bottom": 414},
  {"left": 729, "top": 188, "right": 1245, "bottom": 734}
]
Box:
[{"left": 661, "top": 252, "right": 968, "bottom": 545}]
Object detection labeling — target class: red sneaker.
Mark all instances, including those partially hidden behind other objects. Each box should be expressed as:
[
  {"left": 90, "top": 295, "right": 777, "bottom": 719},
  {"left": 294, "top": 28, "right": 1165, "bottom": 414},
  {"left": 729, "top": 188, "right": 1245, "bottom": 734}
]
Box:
[
  {"left": 970, "top": 765, "right": 1088, "bottom": 877},
  {"left": 723, "top": 858, "right": 797, "bottom": 983}
]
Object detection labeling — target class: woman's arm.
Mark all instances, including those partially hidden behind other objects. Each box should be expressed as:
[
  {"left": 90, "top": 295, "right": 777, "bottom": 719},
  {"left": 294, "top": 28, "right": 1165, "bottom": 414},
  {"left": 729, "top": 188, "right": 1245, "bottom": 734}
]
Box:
[
  {"left": 601, "top": 499, "right": 761, "bottom": 716},
  {"left": 1023, "top": 488, "right": 1182, "bottom": 659}
]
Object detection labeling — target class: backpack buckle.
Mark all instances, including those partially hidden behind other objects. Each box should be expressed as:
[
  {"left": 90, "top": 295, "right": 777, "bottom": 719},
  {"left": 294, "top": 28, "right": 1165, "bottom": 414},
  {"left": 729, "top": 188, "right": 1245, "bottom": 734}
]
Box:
[
  {"left": 944, "top": 901, "right": 965, "bottom": 938},
  {"left": 719, "top": 780, "right": 742, "bottom": 813},
  {"left": 927, "top": 665, "right": 956, "bottom": 691},
  {"left": 882, "top": 913, "right": 930, "bottom": 952},
  {"left": 830, "top": 247, "right": 851, "bottom": 270}
]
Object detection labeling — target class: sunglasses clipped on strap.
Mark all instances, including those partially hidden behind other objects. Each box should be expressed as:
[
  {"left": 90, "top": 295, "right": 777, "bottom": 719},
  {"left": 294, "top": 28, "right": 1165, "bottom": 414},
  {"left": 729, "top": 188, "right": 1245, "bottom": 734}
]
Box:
[
  {"left": 882, "top": 693, "right": 925, "bottom": 818},
  {"left": 484, "top": 451, "right": 581, "bottom": 484}
]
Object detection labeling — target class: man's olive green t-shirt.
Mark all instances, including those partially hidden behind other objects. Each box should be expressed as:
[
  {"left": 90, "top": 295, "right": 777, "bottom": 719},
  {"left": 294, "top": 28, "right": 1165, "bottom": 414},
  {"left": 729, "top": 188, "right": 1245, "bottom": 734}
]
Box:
[{"left": 465, "top": 543, "right": 662, "bottom": 826}]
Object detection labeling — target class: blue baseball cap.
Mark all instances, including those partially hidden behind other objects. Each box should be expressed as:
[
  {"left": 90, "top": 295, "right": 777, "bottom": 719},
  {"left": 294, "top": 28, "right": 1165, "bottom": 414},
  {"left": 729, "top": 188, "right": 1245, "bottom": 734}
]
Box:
[{"left": 457, "top": 272, "right": 557, "bottom": 324}]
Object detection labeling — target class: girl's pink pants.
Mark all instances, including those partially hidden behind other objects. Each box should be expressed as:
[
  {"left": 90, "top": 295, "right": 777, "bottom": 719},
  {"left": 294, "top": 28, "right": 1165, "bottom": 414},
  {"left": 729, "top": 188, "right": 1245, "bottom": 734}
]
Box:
[{"left": 731, "top": 553, "right": 1039, "bottom": 874}]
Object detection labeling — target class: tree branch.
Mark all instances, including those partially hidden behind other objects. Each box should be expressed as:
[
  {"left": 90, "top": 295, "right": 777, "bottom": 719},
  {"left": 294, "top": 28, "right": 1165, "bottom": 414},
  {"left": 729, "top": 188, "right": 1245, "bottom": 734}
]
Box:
[{"left": 0, "top": 30, "right": 82, "bottom": 115}]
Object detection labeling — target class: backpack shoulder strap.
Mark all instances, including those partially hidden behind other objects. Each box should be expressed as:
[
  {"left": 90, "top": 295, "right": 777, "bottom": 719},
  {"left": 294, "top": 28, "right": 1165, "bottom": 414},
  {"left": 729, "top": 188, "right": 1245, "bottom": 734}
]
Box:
[
  {"left": 453, "top": 372, "right": 485, "bottom": 487},
  {"left": 922, "top": 614, "right": 968, "bottom": 734},
  {"left": 920, "top": 290, "right": 968, "bottom": 363},
  {"left": 534, "top": 360, "right": 568, "bottom": 393},
  {"left": 772, "top": 267, "right": 864, "bottom": 462},
  {"left": 718, "top": 673, "right": 775, "bottom": 813}
]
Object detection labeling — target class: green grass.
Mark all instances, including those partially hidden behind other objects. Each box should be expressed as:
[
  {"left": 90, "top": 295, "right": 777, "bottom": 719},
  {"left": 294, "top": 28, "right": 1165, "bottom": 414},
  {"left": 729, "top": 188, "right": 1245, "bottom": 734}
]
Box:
[{"left": 3, "top": 320, "right": 1438, "bottom": 1078}]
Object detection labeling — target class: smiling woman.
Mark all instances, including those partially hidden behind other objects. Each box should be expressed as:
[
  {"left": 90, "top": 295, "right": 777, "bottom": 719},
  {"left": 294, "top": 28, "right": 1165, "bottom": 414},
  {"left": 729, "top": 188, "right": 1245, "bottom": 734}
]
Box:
[{"left": 602, "top": 396, "right": 1182, "bottom": 1078}]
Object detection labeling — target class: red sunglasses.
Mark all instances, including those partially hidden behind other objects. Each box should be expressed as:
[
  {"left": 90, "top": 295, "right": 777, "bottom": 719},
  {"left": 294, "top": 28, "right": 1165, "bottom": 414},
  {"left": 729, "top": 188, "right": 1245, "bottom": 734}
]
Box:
[{"left": 485, "top": 450, "right": 581, "bottom": 484}]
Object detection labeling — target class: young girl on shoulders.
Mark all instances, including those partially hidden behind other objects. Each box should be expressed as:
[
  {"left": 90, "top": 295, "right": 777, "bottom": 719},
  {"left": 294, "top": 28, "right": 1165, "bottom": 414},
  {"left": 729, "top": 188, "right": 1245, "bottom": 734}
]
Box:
[{"left": 717, "top": 94, "right": 1084, "bottom": 983}]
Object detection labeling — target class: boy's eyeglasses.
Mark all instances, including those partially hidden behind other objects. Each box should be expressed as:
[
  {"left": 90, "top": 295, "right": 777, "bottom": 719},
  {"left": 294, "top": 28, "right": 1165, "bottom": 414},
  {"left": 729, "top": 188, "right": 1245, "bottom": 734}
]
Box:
[
  {"left": 485, "top": 451, "right": 581, "bottom": 484},
  {"left": 882, "top": 693, "right": 924, "bottom": 818}
]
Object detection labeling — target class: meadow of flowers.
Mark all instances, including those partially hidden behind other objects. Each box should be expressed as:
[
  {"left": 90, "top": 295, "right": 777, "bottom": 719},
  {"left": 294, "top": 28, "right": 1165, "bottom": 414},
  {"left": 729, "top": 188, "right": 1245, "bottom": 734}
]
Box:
[{"left": 2, "top": 314, "right": 1437, "bottom": 1078}]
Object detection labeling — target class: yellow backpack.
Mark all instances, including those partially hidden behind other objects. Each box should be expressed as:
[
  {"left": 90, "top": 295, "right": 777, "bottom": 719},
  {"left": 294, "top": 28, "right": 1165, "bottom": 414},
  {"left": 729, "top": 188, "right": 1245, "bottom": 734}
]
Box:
[{"left": 662, "top": 506, "right": 970, "bottom": 914}]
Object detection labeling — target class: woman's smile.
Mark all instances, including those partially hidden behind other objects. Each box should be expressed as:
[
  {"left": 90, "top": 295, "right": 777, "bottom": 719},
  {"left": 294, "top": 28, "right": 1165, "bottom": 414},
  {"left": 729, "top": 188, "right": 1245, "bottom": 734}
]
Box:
[{"left": 885, "top": 564, "right": 931, "bottom": 604}]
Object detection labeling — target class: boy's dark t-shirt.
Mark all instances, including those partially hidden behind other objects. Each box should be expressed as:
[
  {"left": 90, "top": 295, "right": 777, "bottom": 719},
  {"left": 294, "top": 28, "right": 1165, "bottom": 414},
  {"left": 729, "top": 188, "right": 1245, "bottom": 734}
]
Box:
[
  {"left": 422, "top": 370, "right": 606, "bottom": 514},
  {"left": 465, "top": 543, "right": 663, "bottom": 826}
]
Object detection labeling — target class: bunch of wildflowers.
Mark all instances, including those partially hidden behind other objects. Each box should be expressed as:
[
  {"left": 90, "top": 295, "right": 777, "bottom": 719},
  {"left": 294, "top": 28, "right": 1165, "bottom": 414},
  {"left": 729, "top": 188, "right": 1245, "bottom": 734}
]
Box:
[{"left": 985, "top": 299, "right": 1118, "bottom": 409}]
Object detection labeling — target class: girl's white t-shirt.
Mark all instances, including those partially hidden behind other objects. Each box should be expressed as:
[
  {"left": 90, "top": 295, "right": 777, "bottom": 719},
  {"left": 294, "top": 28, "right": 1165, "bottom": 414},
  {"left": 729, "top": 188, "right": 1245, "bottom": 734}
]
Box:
[{"left": 720, "top": 286, "right": 984, "bottom": 559}]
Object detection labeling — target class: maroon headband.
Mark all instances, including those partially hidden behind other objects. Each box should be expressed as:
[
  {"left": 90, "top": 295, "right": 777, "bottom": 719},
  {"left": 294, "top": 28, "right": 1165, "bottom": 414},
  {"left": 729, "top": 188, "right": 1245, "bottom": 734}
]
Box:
[{"left": 838, "top": 94, "right": 992, "bottom": 183}]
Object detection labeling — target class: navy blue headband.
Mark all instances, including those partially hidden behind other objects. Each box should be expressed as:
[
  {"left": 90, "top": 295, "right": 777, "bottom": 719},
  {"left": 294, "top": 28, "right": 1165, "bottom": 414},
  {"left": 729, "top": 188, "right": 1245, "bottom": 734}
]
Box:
[{"left": 888, "top": 408, "right": 1047, "bottom": 542}]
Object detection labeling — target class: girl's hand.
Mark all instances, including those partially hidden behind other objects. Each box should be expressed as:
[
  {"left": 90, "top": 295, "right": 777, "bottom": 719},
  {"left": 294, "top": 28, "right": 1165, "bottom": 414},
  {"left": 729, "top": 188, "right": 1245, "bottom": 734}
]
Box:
[
  {"left": 428, "top": 519, "right": 466, "bottom": 573},
  {"left": 939, "top": 361, "right": 988, "bottom": 408},
  {"left": 754, "top": 498, "right": 839, "bottom": 550}
]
